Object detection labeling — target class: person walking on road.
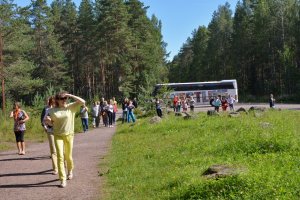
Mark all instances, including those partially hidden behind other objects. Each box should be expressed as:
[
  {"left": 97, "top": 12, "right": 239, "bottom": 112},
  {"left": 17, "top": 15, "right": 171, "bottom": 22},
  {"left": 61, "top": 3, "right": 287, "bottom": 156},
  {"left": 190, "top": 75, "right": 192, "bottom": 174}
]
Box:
[
  {"left": 107, "top": 100, "right": 114, "bottom": 127},
  {"left": 41, "top": 96, "right": 58, "bottom": 175},
  {"left": 91, "top": 101, "right": 99, "bottom": 128},
  {"left": 112, "top": 97, "right": 118, "bottom": 124},
  {"left": 44, "top": 92, "right": 85, "bottom": 188},
  {"left": 80, "top": 104, "right": 89, "bottom": 133},
  {"left": 10, "top": 102, "right": 30, "bottom": 155}
]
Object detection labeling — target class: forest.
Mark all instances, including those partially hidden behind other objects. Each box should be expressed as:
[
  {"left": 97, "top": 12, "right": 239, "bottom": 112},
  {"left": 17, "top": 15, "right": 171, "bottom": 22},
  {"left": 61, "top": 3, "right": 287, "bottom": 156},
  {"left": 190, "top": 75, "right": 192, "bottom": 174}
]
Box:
[
  {"left": 0, "top": 0, "right": 168, "bottom": 106},
  {"left": 169, "top": 0, "right": 300, "bottom": 101},
  {"left": 1, "top": 0, "right": 300, "bottom": 107}
]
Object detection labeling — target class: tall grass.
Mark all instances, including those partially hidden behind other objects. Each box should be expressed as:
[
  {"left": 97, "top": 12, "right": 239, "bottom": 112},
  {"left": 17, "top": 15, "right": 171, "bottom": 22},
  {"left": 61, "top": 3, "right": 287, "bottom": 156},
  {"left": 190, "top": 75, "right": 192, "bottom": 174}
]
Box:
[{"left": 106, "top": 110, "right": 300, "bottom": 199}]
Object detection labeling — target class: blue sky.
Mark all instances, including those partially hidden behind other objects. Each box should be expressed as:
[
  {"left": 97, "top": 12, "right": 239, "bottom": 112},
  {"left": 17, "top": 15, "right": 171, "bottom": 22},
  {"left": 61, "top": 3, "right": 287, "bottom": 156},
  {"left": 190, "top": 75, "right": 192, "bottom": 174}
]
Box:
[{"left": 14, "top": 0, "right": 239, "bottom": 60}]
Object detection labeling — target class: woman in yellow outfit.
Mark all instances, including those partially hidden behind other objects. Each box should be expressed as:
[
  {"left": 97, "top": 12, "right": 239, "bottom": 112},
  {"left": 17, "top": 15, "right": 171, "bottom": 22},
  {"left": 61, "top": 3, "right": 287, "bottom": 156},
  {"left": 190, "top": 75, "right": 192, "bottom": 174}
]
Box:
[{"left": 44, "top": 92, "right": 85, "bottom": 188}]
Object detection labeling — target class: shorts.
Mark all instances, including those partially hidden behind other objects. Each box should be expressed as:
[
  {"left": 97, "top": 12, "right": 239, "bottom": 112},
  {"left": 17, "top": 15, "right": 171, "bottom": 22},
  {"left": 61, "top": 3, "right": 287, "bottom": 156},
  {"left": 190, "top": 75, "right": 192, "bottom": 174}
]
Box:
[{"left": 14, "top": 131, "right": 25, "bottom": 142}]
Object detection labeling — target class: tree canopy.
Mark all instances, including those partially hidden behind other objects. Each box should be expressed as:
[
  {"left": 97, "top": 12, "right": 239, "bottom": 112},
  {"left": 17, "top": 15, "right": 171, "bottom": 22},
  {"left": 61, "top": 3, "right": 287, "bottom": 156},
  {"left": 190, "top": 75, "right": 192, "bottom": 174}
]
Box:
[{"left": 168, "top": 0, "right": 300, "bottom": 101}]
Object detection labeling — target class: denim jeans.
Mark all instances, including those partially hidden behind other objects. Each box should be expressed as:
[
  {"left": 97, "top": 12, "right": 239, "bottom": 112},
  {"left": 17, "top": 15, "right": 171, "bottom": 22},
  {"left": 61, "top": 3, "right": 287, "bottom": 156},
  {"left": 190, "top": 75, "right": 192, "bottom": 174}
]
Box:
[
  {"left": 122, "top": 111, "right": 128, "bottom": 123},
  {"left": 81, "top": 118, "right": 88, "bottom": 132},
  {"left": 127, "top": 112, "right": 135, "bottom": 123}
]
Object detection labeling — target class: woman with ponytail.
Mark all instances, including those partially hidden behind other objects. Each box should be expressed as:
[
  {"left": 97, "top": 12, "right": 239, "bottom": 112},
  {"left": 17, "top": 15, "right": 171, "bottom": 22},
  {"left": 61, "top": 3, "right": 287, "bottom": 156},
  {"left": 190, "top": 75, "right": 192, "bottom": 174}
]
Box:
[{"left": 10, "top": 102, "right": 29, "bottom": 155}]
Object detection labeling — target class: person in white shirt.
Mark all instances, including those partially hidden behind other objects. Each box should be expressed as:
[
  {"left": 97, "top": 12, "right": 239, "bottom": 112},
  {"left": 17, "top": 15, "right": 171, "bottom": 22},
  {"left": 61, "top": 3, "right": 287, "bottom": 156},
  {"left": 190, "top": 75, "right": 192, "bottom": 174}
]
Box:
[
  {"left": 91, "top": 101, "right": 99, "bottom": 128},
  {"left": 227, "top": 95, "right": 236, "bottom": 111},
  {"left": 107, "top": 100, "right": 114, "bottom": 127},
  {"left": 80, "top": 104, "right": 89, "bottom": 133},
  {"left": 189, "top": 96, "right": 195, "bottom": 112}
]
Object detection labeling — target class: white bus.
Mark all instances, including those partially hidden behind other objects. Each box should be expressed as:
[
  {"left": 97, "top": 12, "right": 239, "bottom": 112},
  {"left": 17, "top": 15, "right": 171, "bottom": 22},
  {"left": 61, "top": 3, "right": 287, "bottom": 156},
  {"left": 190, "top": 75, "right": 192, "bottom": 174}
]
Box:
[{"left": 153, "top": 79, "right": 238, "bottom": 105}]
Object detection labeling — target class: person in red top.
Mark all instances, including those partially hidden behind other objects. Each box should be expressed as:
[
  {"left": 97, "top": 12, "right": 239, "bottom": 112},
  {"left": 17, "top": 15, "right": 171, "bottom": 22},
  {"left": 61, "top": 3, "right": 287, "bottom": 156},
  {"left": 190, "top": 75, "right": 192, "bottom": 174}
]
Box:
[
  {"left": 173, "top": 95, "right": 178, "bottom": 112},
  {"left": 221, "top": 96, "right": 228, "bottom": 111}
]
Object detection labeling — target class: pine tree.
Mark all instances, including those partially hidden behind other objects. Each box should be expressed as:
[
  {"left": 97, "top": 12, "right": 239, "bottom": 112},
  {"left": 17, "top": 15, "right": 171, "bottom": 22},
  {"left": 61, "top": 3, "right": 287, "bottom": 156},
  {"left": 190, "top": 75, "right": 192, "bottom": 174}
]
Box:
[
  {"left": 95, "top": 0, "right": 131, "bottom": 98},
  {"left": 190, "top": 26, "right": 209, "bottom": 82},
  {"left": 231, "top": 0, "right": 255, "bottom": 95},
  {"left": 1, "top": 0, "right": 43, "bottom": 103},
  {"left": 126, "top": 0, "right": 168, "bottom": 97},
  {"left": 205, "top": 2, "right": 233, "bottom": 81},
  {"left": 29, "top": 0, "right": 69, "bottom": 92}
]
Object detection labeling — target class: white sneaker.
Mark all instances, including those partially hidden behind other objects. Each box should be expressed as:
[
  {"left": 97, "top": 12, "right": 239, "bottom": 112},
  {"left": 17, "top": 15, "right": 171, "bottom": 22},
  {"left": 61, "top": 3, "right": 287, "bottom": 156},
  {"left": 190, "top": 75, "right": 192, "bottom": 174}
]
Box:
[
  {"left": 67, "top": 171, "right": 73, "bottom": 180},
  {"left": 59, "top": 180, "right": 67, "bottom": 188}
]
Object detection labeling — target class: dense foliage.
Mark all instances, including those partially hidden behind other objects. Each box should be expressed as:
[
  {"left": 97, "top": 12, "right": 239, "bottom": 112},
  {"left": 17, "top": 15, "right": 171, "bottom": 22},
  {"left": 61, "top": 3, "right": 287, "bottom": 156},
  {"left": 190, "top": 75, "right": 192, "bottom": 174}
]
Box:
[
  {"left": 169, "top": 0, "right": 300, "bottom": 101},
  {"left": 0, "top": 0, "right": 168, "bottom": 107}
]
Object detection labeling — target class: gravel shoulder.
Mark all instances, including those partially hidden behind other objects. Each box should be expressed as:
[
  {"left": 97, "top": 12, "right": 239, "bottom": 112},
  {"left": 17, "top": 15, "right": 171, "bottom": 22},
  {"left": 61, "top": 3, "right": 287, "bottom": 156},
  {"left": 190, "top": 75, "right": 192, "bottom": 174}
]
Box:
[{"left": 0, "top": 126, "right": 115, "bottom": 200}]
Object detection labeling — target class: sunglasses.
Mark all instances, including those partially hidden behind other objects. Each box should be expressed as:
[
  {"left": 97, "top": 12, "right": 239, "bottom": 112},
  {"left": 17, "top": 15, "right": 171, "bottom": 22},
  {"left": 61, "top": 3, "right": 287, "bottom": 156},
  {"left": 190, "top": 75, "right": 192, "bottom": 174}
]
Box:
[{"left": 58, "top": 97, "right": 68, "bottom": 100}]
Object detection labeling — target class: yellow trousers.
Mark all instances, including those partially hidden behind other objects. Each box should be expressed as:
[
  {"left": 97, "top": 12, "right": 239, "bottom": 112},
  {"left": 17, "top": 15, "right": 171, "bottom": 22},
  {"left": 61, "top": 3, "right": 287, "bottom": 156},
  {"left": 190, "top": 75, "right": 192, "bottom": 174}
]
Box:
[
  {"left": 47, "top": 134, "right": 58, "bottom": 172},
  {"left": 54, "top": 134, "right": 74, "bottom": 181}
]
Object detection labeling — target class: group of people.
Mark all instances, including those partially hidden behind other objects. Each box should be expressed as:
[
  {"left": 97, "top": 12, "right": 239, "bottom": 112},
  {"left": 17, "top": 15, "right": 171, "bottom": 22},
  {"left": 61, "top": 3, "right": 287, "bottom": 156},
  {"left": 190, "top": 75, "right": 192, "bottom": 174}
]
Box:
[
  {"left": 90, "top": 97, "right": 118, "bottom": 129},
  {"left": 121, "top": 97, "right": 137, "bottom": 123},
  {"left": 210, "top": 95, "right": 236, "bottom": 112},
  {"left": 172, "top": 95, "right": 196, "bottom": 113}
]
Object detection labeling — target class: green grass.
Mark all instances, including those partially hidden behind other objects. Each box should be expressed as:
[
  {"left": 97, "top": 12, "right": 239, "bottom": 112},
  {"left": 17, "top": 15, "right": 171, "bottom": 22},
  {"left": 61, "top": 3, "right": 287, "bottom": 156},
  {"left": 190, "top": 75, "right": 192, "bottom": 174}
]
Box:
[{"left": 106, "top": 110, "right": 300, "bottom": 199}]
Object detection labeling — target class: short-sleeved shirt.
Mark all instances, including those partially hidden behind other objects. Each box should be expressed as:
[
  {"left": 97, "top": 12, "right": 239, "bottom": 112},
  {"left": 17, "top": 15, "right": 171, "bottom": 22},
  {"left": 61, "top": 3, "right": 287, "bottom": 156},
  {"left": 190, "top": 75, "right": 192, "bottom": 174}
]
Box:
[
  {"left": 80, "top": 106, "right": 89, "bottom": 118},
  {"left": 49, "top": 102, "right": 80, "bottom": 136},
  {"left": 91, "top": 105, "right": 99, "bottom": 117},
  {"left": 13, "top": 110, "right": 27, "bottom": 132}
]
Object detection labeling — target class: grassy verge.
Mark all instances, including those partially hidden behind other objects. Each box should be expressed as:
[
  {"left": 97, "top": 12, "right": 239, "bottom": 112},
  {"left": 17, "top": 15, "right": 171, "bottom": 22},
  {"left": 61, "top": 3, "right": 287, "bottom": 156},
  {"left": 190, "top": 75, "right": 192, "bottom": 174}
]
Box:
[{"left": 106, "top": 110, "right": 300, "bottom": 199}]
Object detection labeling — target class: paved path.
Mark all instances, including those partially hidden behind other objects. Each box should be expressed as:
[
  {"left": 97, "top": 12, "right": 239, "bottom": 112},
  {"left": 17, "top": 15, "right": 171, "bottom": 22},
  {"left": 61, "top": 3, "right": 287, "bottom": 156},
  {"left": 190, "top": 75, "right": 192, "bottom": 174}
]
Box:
[{"left": 0, "top": 126, "right": 115, "bottom": 200}]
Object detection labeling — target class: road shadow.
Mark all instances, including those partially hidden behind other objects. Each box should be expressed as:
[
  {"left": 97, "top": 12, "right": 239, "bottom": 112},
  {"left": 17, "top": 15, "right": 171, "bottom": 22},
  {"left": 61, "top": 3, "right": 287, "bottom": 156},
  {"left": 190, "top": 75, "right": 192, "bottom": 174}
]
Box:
[
  {"left": 0, "top": 155, "right": 50, "bottom": 162},
  {"left": 0, "top": 169, "right": 53, "bottom": 177},
  {"left": 0, "top": 179, "right": 59, "bottom": 188},
  {"left": 0, "top": 152, "right": 20, "bottom": 156}
]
